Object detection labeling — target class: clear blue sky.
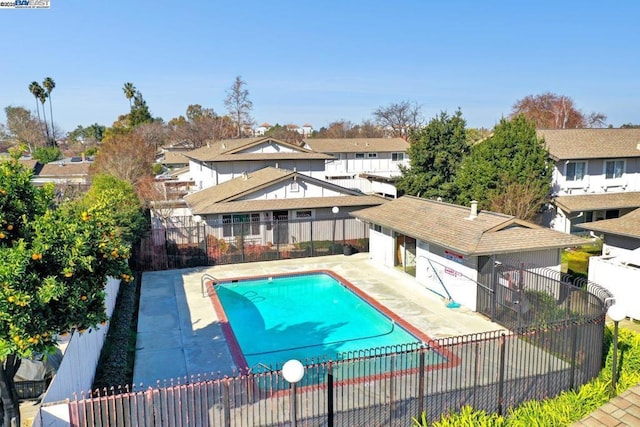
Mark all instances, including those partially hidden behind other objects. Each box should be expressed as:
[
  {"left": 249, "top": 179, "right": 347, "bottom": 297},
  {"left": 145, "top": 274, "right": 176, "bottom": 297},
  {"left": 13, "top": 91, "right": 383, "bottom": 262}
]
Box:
[{"left": 1, "top": 1, "right": 638, "bottom": 134}]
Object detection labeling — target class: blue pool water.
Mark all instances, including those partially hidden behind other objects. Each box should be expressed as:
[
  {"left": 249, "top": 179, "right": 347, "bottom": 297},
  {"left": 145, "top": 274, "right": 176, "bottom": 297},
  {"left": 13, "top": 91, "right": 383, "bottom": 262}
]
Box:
[{"left": 214, "top": 272, "right": 444, "bottom": 373}]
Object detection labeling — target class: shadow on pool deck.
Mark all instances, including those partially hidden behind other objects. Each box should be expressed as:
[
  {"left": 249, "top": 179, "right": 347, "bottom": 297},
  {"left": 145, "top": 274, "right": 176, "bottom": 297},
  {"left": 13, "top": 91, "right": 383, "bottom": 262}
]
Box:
[{"left": 133, "top": 253, "right": 504, "bottom": 387}]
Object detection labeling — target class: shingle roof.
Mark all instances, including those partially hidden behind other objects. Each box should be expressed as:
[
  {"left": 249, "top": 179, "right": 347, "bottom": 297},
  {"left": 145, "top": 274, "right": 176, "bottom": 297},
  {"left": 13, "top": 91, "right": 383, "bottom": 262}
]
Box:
[
  {"left": 194, "top": 195, "right": 386, "bottom": 215},
  {"left": 537, "top": 129, "right": 640, "bottom": 161},
  {"left": 351, "top": 196, "right": 587, "bottom": 256},
  {"left": 184, "top": 137, "right": 332, "bottom": 162},
  {"left": 303, "top": 138, "right": 409, "bottom": 153},
  {"left": 184, "top": 167, "right": 382, "bottom": 215},
  {"left": 554, "top": 192, "right": 640, "bottom": 213},
  {"left": 161, "top": 151, "right": 189, "bottom": 165},
  {"left": 577, "top": 208, "right": 640, "bottom": 239},
  {"left": 37, "top": 162, "right": 91, "bottom": 177}
]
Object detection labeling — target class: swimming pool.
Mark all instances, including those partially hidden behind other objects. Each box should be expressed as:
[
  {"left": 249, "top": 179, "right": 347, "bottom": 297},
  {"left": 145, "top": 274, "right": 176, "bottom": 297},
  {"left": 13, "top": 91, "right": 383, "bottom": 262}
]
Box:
[{"left": 209, "top": 270, "right": 446, "bottom": 375}]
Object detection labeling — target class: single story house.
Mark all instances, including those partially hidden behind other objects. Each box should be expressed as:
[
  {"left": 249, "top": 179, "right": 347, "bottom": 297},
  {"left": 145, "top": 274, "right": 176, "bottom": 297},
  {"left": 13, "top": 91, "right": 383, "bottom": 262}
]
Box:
[{"left": 351, "top": 196, "right": 588, "bottom": 311}]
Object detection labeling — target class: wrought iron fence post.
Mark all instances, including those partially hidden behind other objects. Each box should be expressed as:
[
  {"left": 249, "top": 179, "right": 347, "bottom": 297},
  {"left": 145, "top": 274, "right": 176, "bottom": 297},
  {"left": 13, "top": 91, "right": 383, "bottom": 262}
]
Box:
[
  {"left": 497, "top": 333, "right": 506, "bottom": 416},
  {"left": 570, "top": 320, "right": 578, "bottom": 390},
  {"left": 491, "top": 259, "right": 497, "bottom": 321},
  {"left": 276, "top": 218, "right": 280, "bottom": 259},
  {"left": 223, "top": 379, "right": 231, "bottom": 427},
  {"left": 327, "top": 361, "right": 334, "bottom": 427},
  {"left": 389, "top": 353, "right": 395, "bottom": 413},
  {"left": 418, "top": 348, "right": 425, "bottom": 418}
]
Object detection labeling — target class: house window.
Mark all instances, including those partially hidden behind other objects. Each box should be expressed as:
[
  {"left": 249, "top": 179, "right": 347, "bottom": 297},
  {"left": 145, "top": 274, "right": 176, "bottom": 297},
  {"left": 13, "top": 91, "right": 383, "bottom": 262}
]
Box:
[
  {"left": 373, "top": 224, "right": 382, "bottom": 233},
  {"left": 367, "top": 152, "right": 378, "bottom": 159},
  {"left": 290, "top": 181, "right": 299, "bottom": 192},
  {"left": 565, "top": 161, "right": 586, "bottom": 181},
  {"left": 392, "top": 152, "right": 404, "bottom": 162},
  {"left": 222, "top": 213, "right": 261, "bottom": 237},
  {"left": 355, "top": 153, "right": 365, "bottom": 159},
  {"left": 605, "top": 160, "right": 624, "bottom": 179},
  {"left": 294, "top": 210, "right": 312, "bottom": 219}
]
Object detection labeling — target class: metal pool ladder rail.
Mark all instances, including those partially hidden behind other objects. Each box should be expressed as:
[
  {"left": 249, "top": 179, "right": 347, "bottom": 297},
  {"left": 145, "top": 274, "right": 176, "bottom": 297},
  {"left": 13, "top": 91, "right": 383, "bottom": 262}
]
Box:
[{"left": 201, "top": 274, "right": 218, "bottom": 297}]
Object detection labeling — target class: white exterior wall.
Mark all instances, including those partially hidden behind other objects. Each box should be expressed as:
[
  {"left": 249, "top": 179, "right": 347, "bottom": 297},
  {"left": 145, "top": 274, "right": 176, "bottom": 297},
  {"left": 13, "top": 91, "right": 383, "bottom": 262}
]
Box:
[
  {"left": 553, "top": 157, "right": 640, "bottom": 197},
  {"left": 589, "top": 255, "right": 640, "bottom": 320},
  {"left": 189, "top": 159, "right": 326, "bottom": 189},
  {"left": 368, "top": 227, "right": 395, "bottom": 267},
  {"left": 240, "top": 177, "right": 349, "bottom": 201},
  {"left": 415, "top": 243, "right": 479, "bottom": 311},
  {"left": 325, "top": 152, "right": 408, "bottom": 177}
]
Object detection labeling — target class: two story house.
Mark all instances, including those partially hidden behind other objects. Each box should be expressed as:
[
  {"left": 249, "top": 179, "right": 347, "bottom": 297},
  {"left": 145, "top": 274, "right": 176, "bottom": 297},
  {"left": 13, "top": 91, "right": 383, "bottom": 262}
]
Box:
[
  {"left": 301, "top": 137, "right": 410, "bottom": 197},
  {"left": 539, "top": 129, "right": 640, "bottom": 233},
  {"left": 184, "top": 137, "right": 333, "bottom": 190}
]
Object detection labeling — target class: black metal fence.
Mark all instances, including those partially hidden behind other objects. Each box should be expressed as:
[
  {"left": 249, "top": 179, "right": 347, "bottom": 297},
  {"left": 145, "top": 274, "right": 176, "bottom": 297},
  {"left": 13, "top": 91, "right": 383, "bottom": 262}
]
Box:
[
  {"left": 131, "top": 215, "right": 369, "bottom": 271},
  {"left": 477, "top": 259, "right": 612, "bottom": 331},
  {"left": 69, "top": 315, "right": 607, "bottom": 426}
]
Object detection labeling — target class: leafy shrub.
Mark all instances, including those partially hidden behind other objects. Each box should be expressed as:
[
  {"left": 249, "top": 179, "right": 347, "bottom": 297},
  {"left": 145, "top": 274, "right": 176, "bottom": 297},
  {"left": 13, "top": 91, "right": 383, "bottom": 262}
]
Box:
[
  {"left": 32, "top": 146, "right": 62, "bottom": 163},
  {"left": 413, "top": 326, "right": 640, "bottom": 426}
]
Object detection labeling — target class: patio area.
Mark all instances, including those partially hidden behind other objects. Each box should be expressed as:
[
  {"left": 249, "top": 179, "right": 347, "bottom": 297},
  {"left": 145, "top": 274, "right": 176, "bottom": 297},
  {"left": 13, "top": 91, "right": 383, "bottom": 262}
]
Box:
[{"left": 133, "top": 253, "right": 505, "bottom": 386}]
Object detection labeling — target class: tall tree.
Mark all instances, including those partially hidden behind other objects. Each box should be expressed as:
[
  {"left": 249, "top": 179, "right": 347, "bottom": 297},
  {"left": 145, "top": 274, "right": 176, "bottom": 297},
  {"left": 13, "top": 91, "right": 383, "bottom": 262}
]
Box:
[
  {"left": 36, "top": 88, "right": 51, "bottom": 144},
  {"left": 224, "top": 76, "right": 253, "bottom": 138},
  {"left": 396, "top": 110, "right": 468, "bottom": 200},
  {"left": 128, "top": 91, "right": 153, "bottom": 128},
  {"left": 28, "top": 82, "right": 47, "bottom": 142},
  {"left": 4, "top": 106, "right": 46, "bottom": 152},
  {"left": 454, "top": 114, "right": 552, "bottom": 220},
  {"left": 42, "top": 77, "right": 56, "bottom": 146},
  {"left": 314, "top": 120, "right": 355, "bottom": 138},
  {"left": 91, "top": 131, "right": 156, "bottom": 185},
  {"left": 373, "top": 100, "right": 424, "bottom": 138},
  {"left": 122, "top": 82, "right": 136, "bottom": 108},
  {"left": 0, "top": 156, "right": 141, "bottom": 426},
  {"left": 511, "top": 92, "right": 607, "bottom": 129}
]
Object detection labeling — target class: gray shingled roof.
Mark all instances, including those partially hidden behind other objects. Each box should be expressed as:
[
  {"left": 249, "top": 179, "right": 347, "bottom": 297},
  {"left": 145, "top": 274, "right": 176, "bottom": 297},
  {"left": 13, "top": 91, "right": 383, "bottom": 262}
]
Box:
[
  {"left": 185, "top": 167, "right": 383, "bottom": 215},
  {"left": 303, "top": 138, "right": 409, "bottom": 153},
  {"left": 37, "top": 162, "right": 91, "bottom": 177},
  {"left": 351, "top": 196, "right": 587, "bottom": 256},
  {"left": 161, "top": 151, "right": 189, "bottom": 165},
  {"left": 554, "top": 192, "right": 640, "bottom": 214},
  {"left": 577, "top": 208, "right": 640, "bottom": 239},
  {"left": 184, "top": 137, "right": 332, "bottom": 162},
  {"left": 194, "top": 195, "right": 386, "bottom": 215},
  {"left": 537, "top": 129, "right": 640, "bottom": 161}
]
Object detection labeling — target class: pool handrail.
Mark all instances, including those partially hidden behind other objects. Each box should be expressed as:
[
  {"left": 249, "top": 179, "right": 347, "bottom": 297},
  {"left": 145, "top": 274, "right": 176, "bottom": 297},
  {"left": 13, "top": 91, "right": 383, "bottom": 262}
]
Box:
[{"left": 201, "top": 273, "right": 218, "bottom": 297}]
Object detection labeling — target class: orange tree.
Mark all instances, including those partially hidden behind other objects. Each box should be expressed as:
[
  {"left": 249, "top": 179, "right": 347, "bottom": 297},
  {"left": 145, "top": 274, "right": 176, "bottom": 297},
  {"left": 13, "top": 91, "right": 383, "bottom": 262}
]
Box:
[{"left": 0, "top": 156, "right": 143, "bottom": 426}]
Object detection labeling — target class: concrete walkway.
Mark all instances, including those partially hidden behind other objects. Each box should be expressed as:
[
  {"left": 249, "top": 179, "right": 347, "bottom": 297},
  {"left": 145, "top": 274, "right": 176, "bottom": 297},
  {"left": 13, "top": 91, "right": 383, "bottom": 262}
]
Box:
[
  {"left": 133, "top": 253, "right": 504, "bottom": 387},
  {"left": 132, "top": 253, "right": 640, "bottom": 424}
]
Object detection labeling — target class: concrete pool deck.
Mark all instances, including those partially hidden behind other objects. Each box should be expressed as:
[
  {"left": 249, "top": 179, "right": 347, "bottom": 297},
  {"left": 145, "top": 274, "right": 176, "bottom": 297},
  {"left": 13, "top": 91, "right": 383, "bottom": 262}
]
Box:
[{"left": 133, "top": 253, "right": 505, "bottom": 387}]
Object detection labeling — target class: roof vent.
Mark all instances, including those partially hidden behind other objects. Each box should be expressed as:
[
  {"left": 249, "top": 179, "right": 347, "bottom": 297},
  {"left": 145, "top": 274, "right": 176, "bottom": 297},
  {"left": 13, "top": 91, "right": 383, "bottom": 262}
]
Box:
[
  {"left": 222, "top": 143, "right": 226, "bottom": 149},
  {"left": 242, "top": 171, "right": 248, "bottom": 180},
  {"left": 468, "top": 200, "right": 478, "bottom": 220}
]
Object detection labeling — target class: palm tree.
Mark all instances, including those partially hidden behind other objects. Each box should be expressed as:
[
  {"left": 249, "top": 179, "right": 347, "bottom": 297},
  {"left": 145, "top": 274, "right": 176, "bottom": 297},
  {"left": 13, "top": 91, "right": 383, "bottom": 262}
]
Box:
[
  {"left": 28, "top": 81, "right": 47, "bottom": 142},
  {"left": 43, "top": 77, "right": 56, "bottom": 146},
  {"left": 37, "top": 90, "right": 51, "bottom": 144},
  {"left": 123, "top": 82, "right": 136, "bottom": 107}
]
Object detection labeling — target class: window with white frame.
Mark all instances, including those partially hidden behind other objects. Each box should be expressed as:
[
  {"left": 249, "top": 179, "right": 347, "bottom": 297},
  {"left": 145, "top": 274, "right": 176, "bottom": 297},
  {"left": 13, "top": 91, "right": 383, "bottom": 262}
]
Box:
[
  {"left": 392, "top": 152, "right": 404, "bottom": 162},
  {"left": 565, "top": 161, "right": 586, "bottom": 181},
  {"left": 367, "top": 152, "right": 378, "bottom": 158},
  {"left": 605, "top": 160, "right": 624, "bottom": 179},
  {"left": 222, "top": 213, "right": 261, "bottom": 237},
  {"left": 355, "top": 153, "right": 365, "bottom": 159}
]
